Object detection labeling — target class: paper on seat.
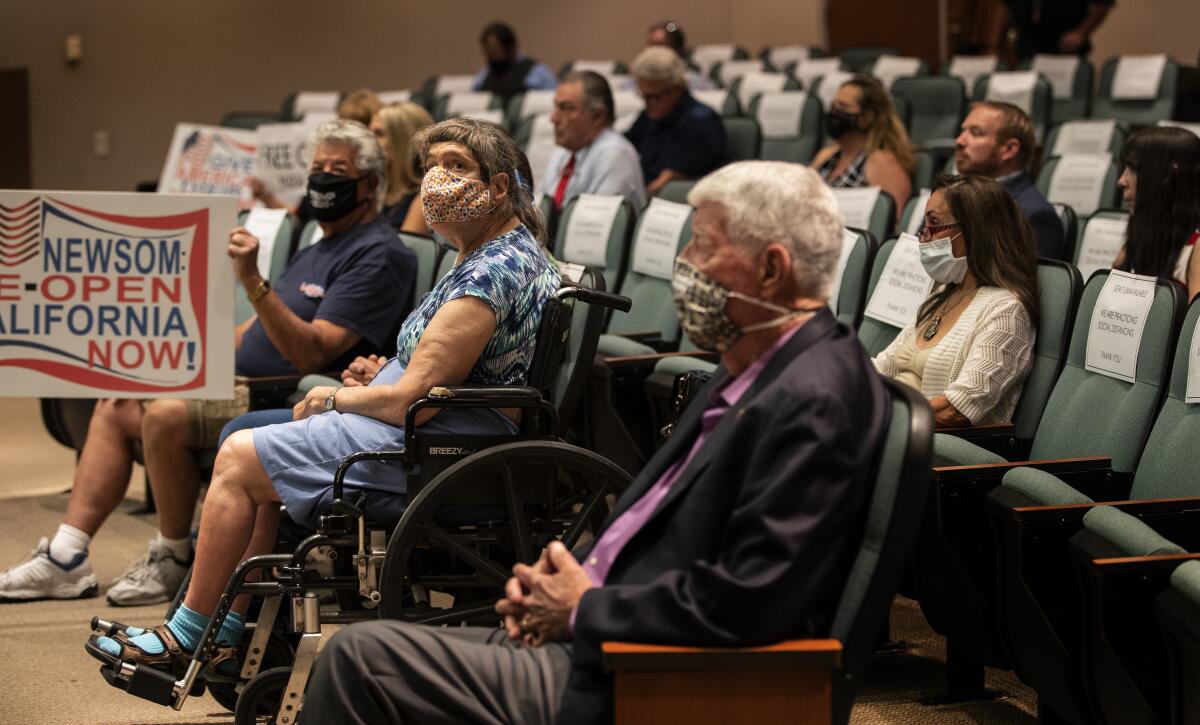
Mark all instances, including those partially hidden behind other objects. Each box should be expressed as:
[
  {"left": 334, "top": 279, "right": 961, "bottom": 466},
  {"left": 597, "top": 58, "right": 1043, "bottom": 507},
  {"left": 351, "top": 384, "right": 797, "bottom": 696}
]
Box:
[
  {"left": 864, "top": 234, "right": 935, "bottom": 328},
  {"left": 816, "top": 70, "right": 855, "bottom": 114},
  {"left": 446, "top": 92, "right": 494, "bottom": 114},
  {"left": 795, "top": 58, "right": 844, "bottom": 90},
  {"left": 519, "top": 90, "right": 557, "bottom": 118},
  {"left": 1051, "top": 120, "right": 1117, "bottom": 156},
  {"left": 948, "top": 56, "right": 998, "bottom": 97},
  {"left": 755, "top": 92, "right": 807, "bottom": 138},
  {"left": 571, "top": 60, "right": 618, "bottom": 75},
  {"left": 719, "top": 59, "right": 766, "bottom": 86},
  {"left": 828, "top": 227, "right": 860, "bottom": 312},
  {"left": 767, "top": 45, "right": 812, "bottom": 68},
  {"left": 632, "top": 199, "right": 692, "bottom": 280},
  {"left": 1032, "top": 55, "right": 1080, "bottom": 100},
  {"left": 871, "top": 55, "right": 922, "bottom": 90},
  {"left": 735, "top": 71, "right": 787, "bottom": 108},
  {"left": 1048, "top": 153, "right": 1113, "bottom": 217},
  {"left": 692, "top": 90, "right": 730, "bottom": 115},
  {"left": 984, "top": 71, "right": 1038, "bottom": 116},
  {"left": 905, "top": 189, "right": 931, "bottom": 236},
  {"left": 435, "top": 75, "right": 477, "bottom": 96},
  {"left": 1185, "top": 312, "right": 1200, "bottom": 403},
  {"left": 377, "top": 90, "right": 412, "bottom": 105},
  {"left": 1075, "top": 214, "right": 1127, "bottom": 281},
  {"left": 1085, "top": 270, "right": 1156, "bottom": 383},
  {"left": 563, "top": 194, "right": 624, "bottom": 267},
  {"left": 293, "top": 92, "right": 339, "bottom": 117},
  {"left": 1111, "top": 54, "right": 1168, "bottom": 100},
  {"left": 832, "top": 187, "right": 882, "bottom": 231}
]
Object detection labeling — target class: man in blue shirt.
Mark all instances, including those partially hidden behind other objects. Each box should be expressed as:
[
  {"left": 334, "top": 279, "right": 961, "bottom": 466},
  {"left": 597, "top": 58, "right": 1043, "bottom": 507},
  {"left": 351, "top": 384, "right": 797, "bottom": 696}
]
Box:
[
  {"left": 624, "top": 46, "right": 727, "bottom": 197},
  {"left": 472, "top": 22, "right": 557, "bottom": 99},
  {"left": 542, "top": 71, "right": 648, "bottom": 212},
  {"left": 0, "top": 120, "right": 416, "bottom": 607}
]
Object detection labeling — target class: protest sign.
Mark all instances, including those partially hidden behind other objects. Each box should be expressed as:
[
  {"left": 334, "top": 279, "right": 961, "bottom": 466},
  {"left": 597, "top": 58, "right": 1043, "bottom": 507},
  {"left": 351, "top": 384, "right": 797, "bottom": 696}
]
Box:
[
  {"left": 253, "top": 120, "right": 318, "bottom": 208},
  {"left": 0, "top": 191, "right": 236, "bottom": 398},
  {"left": 158, "top": 124, "right": 256, "bottom": 197}
]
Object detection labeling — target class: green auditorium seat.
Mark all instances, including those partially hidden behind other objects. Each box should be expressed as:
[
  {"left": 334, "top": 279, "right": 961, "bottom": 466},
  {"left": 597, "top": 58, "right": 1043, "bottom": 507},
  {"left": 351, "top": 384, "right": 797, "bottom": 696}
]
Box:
[
  {"left": 972, "top": 72, "right": 1053, "bottom": 142},
  {"left": 748, "top": 91, "right": 823, "bottom": 164},
  {"left": 1035, "top": 154, "right": 1121, "bottom": 218},
  {"left": 655, "top": 180, "right": 696, "bottom": 205},
  {"left": 721, "top": 116, "right": 762, "bottom": 162},
  {"left": 891, "top": 76, "right": 967, "bottom": 148},
  {"left": 553, "top": 195, "right": 637, "bottom": 292},
  {"left": 1156, "top": 560, "right": 1200, "bottom": 725},
  {"left": 911, "top": 271, "right": 1180, "bottom": 701},
  {"left": 1093, "top": 55, "right": 1179, "bottom": 128},
  {"left": 1044, "top": 119, "right": 1126, "bottom": 158},
  {"left": 985, "top": 295, "right": 1200, "bottom": 723},
  {"left": 1024, "top": 55, "right": 1095, "bottom": 123},
  {"left": 234, "top": 211, "right": 297, "bottom": 325},
  {"left": 838, "top": 47, "right": 901, "bottom": 74}
]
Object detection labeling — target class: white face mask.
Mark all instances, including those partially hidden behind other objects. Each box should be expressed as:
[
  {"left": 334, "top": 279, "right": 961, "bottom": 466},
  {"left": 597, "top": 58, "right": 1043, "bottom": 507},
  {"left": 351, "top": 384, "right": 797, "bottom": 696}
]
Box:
[{"left": 918, "top": 233, "right": 968, "bottom": 284}]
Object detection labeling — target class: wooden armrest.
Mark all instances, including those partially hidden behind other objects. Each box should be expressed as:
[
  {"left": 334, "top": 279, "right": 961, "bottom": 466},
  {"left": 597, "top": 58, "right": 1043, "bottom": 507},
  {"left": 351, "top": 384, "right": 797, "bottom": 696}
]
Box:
[
  {"left": 603, "top": 351, "right": 717, "bottom": 368},
  {"left": 935, "top": 422, "right": 1015, "bottom": 436},
  {"left": 236, "top": 374, "right": 306, "bottom": 387},
  {"left": 1012, "top": 495, "right": 1200, "bottom": 523},
  {"left": 934, "top": 455, "right": 1112, "bottom": 481},
  {"left": 1090, "top": 552, "right": 1200, "bottom": 573},
  {"left": 602, "top": 640, "right": 842, "bottom": 672},
  {"left": 619, "top": 331, "right": 665, "bottom": 343}
]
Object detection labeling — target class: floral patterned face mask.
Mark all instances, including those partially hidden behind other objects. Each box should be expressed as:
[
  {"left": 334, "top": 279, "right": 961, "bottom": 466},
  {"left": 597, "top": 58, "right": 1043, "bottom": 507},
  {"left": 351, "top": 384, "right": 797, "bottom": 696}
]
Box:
[{"left": 421, "top": 165, "right": 496, "bottom": 224}]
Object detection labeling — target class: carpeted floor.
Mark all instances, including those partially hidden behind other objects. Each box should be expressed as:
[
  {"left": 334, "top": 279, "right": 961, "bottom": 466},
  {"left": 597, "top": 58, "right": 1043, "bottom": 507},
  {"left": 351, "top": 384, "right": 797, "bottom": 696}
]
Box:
[{"left": 0, "top": 397, "right": 1037, "bottom": 724}]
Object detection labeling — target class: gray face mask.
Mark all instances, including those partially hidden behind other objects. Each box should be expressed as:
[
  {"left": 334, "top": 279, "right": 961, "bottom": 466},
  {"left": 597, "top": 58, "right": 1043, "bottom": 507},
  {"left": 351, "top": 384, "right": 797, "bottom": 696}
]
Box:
[{"left": 671, "top": 258, "right": 816, "bottom": 352}]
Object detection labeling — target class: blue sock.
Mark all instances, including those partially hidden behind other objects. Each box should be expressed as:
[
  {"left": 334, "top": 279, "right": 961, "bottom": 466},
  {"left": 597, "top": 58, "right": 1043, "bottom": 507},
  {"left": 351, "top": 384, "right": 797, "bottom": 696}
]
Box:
[{"left": 98, "top": 606, "right": 244, "bottom": 658}]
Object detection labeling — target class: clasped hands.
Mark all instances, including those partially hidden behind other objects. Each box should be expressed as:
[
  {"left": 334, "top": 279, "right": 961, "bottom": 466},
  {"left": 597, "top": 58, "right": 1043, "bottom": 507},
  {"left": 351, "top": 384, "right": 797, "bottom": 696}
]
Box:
[{"left": 495, "top": 541, "right": 596, "bottom": 647}]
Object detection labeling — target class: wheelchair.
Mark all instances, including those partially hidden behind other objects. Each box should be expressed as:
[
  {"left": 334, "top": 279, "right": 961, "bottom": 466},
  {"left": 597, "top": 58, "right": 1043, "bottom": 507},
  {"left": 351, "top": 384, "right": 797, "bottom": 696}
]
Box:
[{"left": 92, "top": 273, "right": 635, "bottom": 724}]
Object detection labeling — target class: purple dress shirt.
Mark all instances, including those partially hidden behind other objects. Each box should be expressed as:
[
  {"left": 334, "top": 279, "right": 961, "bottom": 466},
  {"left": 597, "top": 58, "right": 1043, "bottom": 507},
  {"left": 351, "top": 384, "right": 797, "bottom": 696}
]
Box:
[{"left": 570, "top": 324, "right": 803, "bottom": 629}]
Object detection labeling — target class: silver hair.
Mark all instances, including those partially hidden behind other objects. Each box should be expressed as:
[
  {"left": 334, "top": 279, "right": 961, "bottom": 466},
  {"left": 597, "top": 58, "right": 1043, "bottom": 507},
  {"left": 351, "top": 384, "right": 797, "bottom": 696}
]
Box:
[
  {"left": 687, "top": 161, "right": 844, "bottom": 299},
  {"left": 630, "top": 46, "right": 687, "bottom": 86},
  {"left": 304, "top": 119, "right": 388, "bottom": 211},
  {"left": 561, "top": 70, "right": 615, "bottom": 124}
]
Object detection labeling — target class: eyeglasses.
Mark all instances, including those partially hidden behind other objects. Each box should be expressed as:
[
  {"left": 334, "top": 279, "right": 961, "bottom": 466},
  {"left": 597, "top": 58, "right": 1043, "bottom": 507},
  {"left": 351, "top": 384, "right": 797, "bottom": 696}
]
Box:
[{"left": 918, "top": 221, "right": 960, "bottom": 241}]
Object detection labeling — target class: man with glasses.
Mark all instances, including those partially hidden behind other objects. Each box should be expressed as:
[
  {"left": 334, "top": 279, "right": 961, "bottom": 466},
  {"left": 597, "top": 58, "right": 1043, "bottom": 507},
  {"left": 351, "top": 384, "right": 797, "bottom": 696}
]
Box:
[
  {"left": 625, "top": 46, "right": 726, "bottom": 197},
  {"left": 543, "top": 71, "right": 647, "bottom": 212}
]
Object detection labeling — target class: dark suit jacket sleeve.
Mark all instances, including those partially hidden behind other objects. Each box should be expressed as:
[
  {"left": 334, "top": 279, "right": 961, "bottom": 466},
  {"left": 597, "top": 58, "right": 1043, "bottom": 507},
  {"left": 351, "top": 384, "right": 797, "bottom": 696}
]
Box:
[
  {"left": 1029, "top": 206, "right": 1067, "bottom": 261},
  {"left": 570, "top": 387, "right": 862, "bottom": 670}
]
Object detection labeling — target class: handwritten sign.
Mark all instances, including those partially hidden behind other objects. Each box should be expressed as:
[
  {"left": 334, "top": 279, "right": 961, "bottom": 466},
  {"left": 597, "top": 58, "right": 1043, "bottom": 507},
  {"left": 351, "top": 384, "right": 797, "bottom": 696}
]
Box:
[
  {"left": 1049, "top": 153, "right": 1112, "bottom": 217},
  {"left": 864, "top": 234, "right": 935, "bottom": 328},
  {"left": 736, "top": 71, "right": 788, "bottom": 109},
  {"left": 1051, "top": 120, "right": 1117, "bottom": 156},
  {"left": 158, "top": 124, "right": 256, "bottom": 197},
  {"left": 253, "top": 120, "right": 317, "bottom": 208},
  {"left": 1076, "top": 215, "right": 1128, "bottom": 281},
  {"left": 1186, "top": 311, "right": 1200, "bottom": 403},
  {"left": 0, "top": 191, "right": 235, "bottom": 398},
  {"left": 832, "top": 187, "right": 882, "bottom": 231},
  {"left": 795, "top": 58, "right": 843, "bottom": 90},
  {"left": 242, "top": 207, "right": 288, "bottom": 281},
  {"left": 871, "top": 55, "right": 922, "bottom": 90},
  {"left": 948, "top": 55, "right": 998, "bottom": 97},
  {"left": 1112, "top": 54, "right": 1167, "bottom": 100},
  {"left": 562, "top": 194, "right": 623, "bottom": 267},
  {"left": 756, "top": 92, "right": 807, "bottom": 138},
  {"left": 828, "top": 228, "right": 859, "bottom": 312},
  {"left": 1085, "top": 270, "right": 1156, "bottom": 383},
  {"left": 1032, "top": 55, "right": 1080, "bottom": 100},
  {"left": 632, "top": 199, "right": 691, "bottom": 280}
]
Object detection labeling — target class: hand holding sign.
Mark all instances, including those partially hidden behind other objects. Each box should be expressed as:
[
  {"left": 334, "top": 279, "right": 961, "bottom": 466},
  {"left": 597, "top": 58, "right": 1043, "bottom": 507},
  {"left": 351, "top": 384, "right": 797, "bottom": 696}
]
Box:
[{"left": 228, "top": 227, "right": 263, "bottom": 286}]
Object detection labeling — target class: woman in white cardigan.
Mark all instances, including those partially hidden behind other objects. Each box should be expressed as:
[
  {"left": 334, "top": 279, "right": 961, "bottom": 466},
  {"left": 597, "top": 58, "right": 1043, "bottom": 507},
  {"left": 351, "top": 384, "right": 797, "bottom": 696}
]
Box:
[{"left": 874, "top": 175, "right": 1039, "bottom": 427}]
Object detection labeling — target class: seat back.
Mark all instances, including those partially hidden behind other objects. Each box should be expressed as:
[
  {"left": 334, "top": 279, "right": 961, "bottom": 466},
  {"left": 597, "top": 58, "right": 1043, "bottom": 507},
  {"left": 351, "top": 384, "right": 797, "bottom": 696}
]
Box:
[
  {"left": 1027, "top": 55, "right": 1095, "bottom": 123},
  {"left": 899, "top": 188, "right": 931, "bottom": 236},
  {"left": 434, "top": 246, "right": 457, "bottom": 281},
  {"left": 1050, "top": 203, "right": 1079, "bottom": 262},
  {"left": 891, "top": 76, "right": 966, "bottom": 146},
  {"left": 1030, "top": 271, "right": 1182, "bottom": 473},
  {"left": 974, "top": 71, "right": 1053, "bottom": 142},
  {"left": 1036, "top": 154, "right": 1120, "bottom": 218},
  {"left": 690, "top": 44, "right": 749, "bottom": 76},
  {"left": 1130, "top": 297, "right": 1200, "bottom": 498},
  {"left": 831, "top": 187, "right": 895, "bottom": 244},
  {"left": 835, "top": 228, "right": 879, "bottom": 328},
  {"left": 220, "top": 111, "right": 281, "bottom": 130},
  {"left": 749, "top": 91, "right": 823, "bottom": 164},
  {"left": 234, "top": 211, "right": 296, "bottom": 324},
  {"left": 553, "top": 265, "right": 610, "bottom": 429},
  {"left": 398, "top": 233, "right": 443, "bottom": 308},
  {"left": 1045, "top": 119, "right": 1125, "bottom": 157},
  {"left": 912, "top": 151, "right": 936, "bottom": 191},
  {"left": 1093, "top": 55, "right": 1178, "bottom": 127},
  {"left": 1156, "top": 560, "right": 1200, "bottom": 725},
  {"left": 1073, "top": 209, "right": 1129, "bottom": 280},
  {"left": 830, "top": 377, "right": 933, "bottom": 725},
  {"left": 721, "top": 116, "right": 761, "bottom": 161},
  {"left": 712, "top": 60, "right": 768, "bottom": 89},
  {"left": 655, "top": 179, "right": 696, "bottom": 204},
  {"left": 1011, "top": 260, "right": 1084, "bottom": 440},
  {"left": 297, "top": 219, "right": 323, "bottom": 251},
  {"left": 837, "top": 46, "right": 900, "bottom": 74},
  {"left": 608, "top": 201, "right": 695, "bottom": 341},
  {"left": 729, "top": 70, "right": 798, "bottom": 110},
  {"left": 857, "top": 237, "right": 905, "bottom": 356},
  {"left": 507, "top": 90, "right": 557, "bottom": 127},
  {"left": 761, "top": 45, "right": 816, "bottom": 73},
  {"left": 553, "top": 196, "right": 636, "bottom": 292},
  {"left": 691, "top": 89, "right": 739, "bottom": 117}
]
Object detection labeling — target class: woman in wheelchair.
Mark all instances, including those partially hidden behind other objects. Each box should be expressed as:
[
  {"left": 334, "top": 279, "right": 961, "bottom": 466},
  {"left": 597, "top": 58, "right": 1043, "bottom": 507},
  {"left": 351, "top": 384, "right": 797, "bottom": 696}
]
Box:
[
  {"left": 84, "top": 117, "right": 562, "bottom": 681},
  {"left": 873, "top": 174, "right": 1039, "bottom": 427}
]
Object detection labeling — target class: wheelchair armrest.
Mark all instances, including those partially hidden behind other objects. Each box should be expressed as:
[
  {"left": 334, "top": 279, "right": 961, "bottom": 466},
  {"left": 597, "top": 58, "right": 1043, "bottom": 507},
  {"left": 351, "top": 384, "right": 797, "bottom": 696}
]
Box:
[
  {"left": 602, "top": 640, "right": 842, "bottom": 724},
  {"left": 404, "top": 386, "right": 558, "bottom": 450}
]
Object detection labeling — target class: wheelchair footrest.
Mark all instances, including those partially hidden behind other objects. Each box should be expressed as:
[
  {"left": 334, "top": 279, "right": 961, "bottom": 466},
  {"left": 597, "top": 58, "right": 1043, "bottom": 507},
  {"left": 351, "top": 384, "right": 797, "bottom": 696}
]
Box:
[{"left": 99, "top": 661, "right": 203, "bottom": 705}]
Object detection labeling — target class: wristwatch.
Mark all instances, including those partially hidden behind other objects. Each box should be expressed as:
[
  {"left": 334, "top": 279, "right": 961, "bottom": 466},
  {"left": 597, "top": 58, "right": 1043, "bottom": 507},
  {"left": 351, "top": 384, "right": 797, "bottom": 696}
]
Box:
[
  {"left": 324, "top": 387, "right": 339, "bottom": 412},
  {"left": 247, "top": 278, "right": 271, "bottom": 303}
]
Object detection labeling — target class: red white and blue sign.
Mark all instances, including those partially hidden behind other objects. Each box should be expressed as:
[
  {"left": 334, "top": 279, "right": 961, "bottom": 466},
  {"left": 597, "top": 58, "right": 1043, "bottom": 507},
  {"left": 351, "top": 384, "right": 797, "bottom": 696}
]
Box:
[
  {"left": 158, "top": 123, "right": 257, "bottom": 197},
  {"left": 0, "top": 190, "right": 235, "bottom": 398}
]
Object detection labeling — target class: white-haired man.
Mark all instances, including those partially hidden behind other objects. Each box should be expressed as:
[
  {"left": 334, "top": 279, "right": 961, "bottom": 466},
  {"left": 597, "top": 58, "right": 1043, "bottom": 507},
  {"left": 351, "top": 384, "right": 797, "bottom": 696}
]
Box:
[
  {"left": 302, "top": 161, "right": 892, "bottom": 725},
  {"left": 625, "top": 46, "right": 727, "bottom": 196},
  {"left": 0, "top": 120, "right": 417, "bottom": 606}
]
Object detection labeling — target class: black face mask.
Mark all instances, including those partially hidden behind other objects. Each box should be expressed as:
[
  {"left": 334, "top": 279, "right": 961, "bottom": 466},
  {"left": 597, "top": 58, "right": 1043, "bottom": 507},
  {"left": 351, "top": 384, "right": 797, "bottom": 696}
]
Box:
[
  {"left": 825, "top": 109, "right": 861, "bottom": 139},
  {"left": 488, "top": 58, "right": 513, "bottom": 75},
  {"left": 306, "top": 172, "right": 364, "bottom": 222}
]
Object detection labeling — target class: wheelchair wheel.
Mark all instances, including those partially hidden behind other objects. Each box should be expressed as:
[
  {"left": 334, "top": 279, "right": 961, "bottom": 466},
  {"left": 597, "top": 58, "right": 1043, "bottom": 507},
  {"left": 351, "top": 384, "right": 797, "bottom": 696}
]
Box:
[
  {"left": 378, "top": 440, "right": 631, "bottom": 623},
  {"left": 234, "top": 667, "right": 292, "bottom": 724},
  {"left": 209, "top": 630, "right": 297, "bottom": 713}
]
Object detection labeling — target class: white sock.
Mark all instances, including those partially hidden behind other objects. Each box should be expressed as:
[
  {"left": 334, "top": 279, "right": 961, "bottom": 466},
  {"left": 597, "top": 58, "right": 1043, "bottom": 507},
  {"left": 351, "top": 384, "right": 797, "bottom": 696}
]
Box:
[
  {"left": 156, "top": 532, "right": 192, "bottom": 562},
  {"left": 49, "top": 524, "right": 91, "bottom": 564}
]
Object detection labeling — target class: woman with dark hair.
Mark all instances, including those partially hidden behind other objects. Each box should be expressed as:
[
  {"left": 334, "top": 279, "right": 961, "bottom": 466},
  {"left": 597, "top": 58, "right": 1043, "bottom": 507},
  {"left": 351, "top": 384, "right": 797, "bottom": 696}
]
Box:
[
  {"left": 1113, "top": 126, "right": 1200, "bottom": 300},
  {"left": 874, "top": 175, "right": 1039, "bottom": 427},
  {"left": 83, "top": 118, "right": 561, "bottom": 682},
  {"left": 811, "top": 74, "right": 916, "bottom": 216}
]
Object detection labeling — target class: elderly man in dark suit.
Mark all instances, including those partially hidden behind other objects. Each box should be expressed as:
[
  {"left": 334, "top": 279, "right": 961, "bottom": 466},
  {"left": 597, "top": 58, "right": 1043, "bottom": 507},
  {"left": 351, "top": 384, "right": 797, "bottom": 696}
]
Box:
[{"left": 302, "top": 161, "right": 892, "bottom": 725}]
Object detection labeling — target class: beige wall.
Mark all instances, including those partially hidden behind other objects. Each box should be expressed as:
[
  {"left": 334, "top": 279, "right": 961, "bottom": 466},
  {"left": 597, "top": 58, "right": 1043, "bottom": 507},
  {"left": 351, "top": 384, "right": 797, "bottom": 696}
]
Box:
[{"left": 0, "top": 0, "right": 1193, "bottom": 192}]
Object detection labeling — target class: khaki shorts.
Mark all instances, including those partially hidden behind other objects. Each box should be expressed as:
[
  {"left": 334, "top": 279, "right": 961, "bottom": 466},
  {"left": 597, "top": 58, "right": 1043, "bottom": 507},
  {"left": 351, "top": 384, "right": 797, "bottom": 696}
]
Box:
[{"left": 182, "top": 383, "right": 251, "bottom": 449}]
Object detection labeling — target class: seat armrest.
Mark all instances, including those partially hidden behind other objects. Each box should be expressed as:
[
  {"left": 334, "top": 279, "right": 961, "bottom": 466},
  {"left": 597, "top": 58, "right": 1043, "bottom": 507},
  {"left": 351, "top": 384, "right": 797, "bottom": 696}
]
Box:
[
  {"left": 934, "top": 423, "right": 1027, "bottom": 461},
  {"left": 602, "top": 350, "right": 718, "bottom": 370},
  {"left": 601, "top": 640, "right": 843, "bottom": 672},
  {"left": 1010, "top": 495, "right": 1200, "bottom": 525}
]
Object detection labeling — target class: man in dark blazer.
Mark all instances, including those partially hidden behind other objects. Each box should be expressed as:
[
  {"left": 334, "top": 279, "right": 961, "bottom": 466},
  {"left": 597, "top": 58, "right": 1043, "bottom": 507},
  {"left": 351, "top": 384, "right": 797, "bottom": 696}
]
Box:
[
  {"left": 302, "top": 162, "right": 891, "bottom": 725},
  {"left": 955, "top": 101, "right": 1067, "bottom": 260}
]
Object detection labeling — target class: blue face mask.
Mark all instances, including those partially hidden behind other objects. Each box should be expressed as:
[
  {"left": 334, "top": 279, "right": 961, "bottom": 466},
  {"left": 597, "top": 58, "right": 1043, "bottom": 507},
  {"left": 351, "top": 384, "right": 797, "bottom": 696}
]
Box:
[{"left": 918, "top": 232, "right": 968, "bottom": 284}]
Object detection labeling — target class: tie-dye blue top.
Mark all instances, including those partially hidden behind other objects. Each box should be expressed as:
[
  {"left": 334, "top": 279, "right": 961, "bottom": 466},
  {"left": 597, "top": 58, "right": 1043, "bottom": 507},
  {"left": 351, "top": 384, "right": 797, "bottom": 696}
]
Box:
[{"left": 395, "top": 226, "right": 560, "bottom": 386}]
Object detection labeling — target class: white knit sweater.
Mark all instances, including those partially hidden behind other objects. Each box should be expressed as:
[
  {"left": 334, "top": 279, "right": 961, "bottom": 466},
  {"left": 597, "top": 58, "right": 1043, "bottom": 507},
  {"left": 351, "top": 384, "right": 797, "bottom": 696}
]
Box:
[{"left": 873, "top": 286, "right": 1036, "bottom": 425}]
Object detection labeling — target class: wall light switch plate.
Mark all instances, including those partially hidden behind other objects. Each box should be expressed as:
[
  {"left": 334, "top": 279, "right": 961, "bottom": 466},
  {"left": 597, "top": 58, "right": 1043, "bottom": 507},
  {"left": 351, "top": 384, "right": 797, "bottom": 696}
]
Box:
[
  {"left": 93, "top": 129, "right": 110, "bottom": 158},
  {"left": 65, "top": 34, "right": 83, "bottom": 64}
]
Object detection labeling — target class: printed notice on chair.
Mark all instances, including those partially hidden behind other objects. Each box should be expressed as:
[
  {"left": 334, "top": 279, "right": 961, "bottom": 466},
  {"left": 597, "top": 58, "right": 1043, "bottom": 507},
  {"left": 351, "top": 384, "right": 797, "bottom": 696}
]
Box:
[
  {"left": 864, "top": 234, "right": 934, "bottom": 328},
  {"left": 1075, "top": 215, "right": 1127, "bottom": 281},
  {"left": 632, "top": 199, "right": 691, "bottom": 281},
  {"left": 948, "top": 56, "right": 998, "bottom": 97},
  {"left": 832, "top": 187, "right": 882, "bottom": 231},
  {"left": 1049, "top": 154, "right": 1112, "bottom": 217},
  {"left": 756, "top": 92, "right": 806, "bottom": 138},
  {"left": 1186, "top": 312, "right": 1200, "bottom": 404},
  {"left": 1112, "top": 55, "right": 1167, "bottom": 100},
  {"left": 1032, "top": 55, "right": 1080, "bottom": 100},
  {"left": 1051, "top": 120, "right": 1116, "bottom": 156},
  {"left": 1085, "top": 270, "right": 1156, "bottom": 384},
  {"left": 985, "top": 71, "right": 1038, "bottom": 115},
  {"left": 0, "top": 191, "right": 236, "bottom": 398},
  {"left": 562, "top": 194, "right": 623, "bottom": 267},
  {"left": 827, "top": 228, "right": 860, "bottom": 312},
  {"left": 871, "top": 56, "right": 921, "bottom": 90}
]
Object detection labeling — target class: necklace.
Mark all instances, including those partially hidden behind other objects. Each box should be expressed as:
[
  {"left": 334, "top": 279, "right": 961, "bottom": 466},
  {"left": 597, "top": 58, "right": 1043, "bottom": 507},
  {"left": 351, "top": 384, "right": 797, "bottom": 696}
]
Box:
[{"left": 923, "top": 288, "right": 974, "bottom": 341}]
